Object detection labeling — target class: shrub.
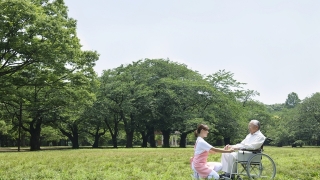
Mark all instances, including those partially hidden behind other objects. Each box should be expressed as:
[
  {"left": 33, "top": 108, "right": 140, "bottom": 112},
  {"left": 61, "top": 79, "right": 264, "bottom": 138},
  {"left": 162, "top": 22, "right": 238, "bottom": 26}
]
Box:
[{"left": 292, "top": 140, "right": 304, "bottom": 147}]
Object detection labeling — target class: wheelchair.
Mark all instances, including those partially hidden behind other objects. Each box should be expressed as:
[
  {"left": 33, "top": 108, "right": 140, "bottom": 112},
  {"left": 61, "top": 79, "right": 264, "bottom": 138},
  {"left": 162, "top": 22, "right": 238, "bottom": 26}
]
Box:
[
  {"left": 190, "top": 146, "right": 276, "bottom": 180},
  {"left": 230, "top": 146, "right": 276, "bottom": 180}
]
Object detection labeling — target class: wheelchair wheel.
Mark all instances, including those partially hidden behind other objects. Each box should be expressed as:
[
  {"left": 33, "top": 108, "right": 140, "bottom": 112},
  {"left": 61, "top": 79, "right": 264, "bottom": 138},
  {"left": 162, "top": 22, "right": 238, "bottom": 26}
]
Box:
[{"left": 246, "top": 153, "right": 276, "bottom": 179}]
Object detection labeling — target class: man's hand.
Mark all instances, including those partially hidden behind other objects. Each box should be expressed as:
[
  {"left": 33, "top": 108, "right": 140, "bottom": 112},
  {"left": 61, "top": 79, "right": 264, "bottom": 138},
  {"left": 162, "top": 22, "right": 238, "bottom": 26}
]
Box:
[
  {"left": 224, "top": 144, "right": 230, "bottom": 150},
  {"left": 225, "top": 144, "right": 238, "bottom": 151}
]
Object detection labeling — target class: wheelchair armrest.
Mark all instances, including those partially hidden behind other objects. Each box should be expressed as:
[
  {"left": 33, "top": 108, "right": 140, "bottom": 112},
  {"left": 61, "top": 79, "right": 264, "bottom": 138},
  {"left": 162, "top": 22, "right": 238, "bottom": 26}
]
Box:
[{"left": 239, "top": 149, "right": 262, "bottom": 153}]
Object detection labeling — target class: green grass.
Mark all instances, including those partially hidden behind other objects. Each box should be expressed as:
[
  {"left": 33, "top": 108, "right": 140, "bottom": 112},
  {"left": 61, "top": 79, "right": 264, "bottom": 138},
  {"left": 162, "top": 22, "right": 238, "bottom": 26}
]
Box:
[{"left": 0, "top": 146, "right": 319, "bottom": 180}]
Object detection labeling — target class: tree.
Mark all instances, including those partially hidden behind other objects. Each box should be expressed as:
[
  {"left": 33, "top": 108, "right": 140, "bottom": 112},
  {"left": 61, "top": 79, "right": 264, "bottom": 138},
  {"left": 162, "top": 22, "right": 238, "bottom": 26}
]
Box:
[
  {"left": 166, "top": 79, "right": 225, "bottom": 147},
  {"left": 81, "top": 102, "right": 107, "bottom": 148},
  {"left": 52, "top": 68, "right": 98, "bottom": 149},
  {"left": 0, "top": 0, "right": 81, "bottom": 77},
  {"left": 0, "top": 0, "right": 99, "bottom": 150},
  {"left": 205, "top": 70, "right": 252, "bottom": 145},
  {"left": 97, "top": 59, "right": 223, "bottom": 148},
  {"left": 111, "top": 64, "right": 149, "bottom": 148},
  {"left": 98, "top": 69, "right": 125, "bottom": 148},
  {"left": 285, "top": 92, "right": 301, "bottom": 109},
  {"left": 244, "top": 101, "right": 273, "bottom": 138},
  {"left": 41, "top": 126, "right": 64, "bottom": 146},
  {"left": 177, "top": 118, "right": 205, "bottom": 148},
  {"left": 136, "top": 59, "right": 212, "bottom": 147},
  {"left": 295, "top": 93, "right": 320, "bottom": 145}
]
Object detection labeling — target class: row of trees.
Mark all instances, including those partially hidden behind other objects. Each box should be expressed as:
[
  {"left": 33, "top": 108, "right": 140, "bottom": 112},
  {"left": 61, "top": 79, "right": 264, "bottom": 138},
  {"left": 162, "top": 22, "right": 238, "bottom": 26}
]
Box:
[
  {"left": 1, "top": 0, "right": 319, "bottom": 151},
  {"left": 92, "top": 59, "right": 262, "bottom": 148},
  {"left": 1, "top": 53, "right": 268, "bottom": 150},
  {"left": 266, "top": 92, "right": 320, "bottom": 146}
]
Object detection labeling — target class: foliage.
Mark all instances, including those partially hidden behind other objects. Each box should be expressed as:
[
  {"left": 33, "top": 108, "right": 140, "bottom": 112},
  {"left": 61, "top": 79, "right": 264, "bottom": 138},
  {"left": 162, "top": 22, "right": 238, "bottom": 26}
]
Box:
[
  {"left": 0, "top": 0, "right": 81, "bottom": 77},
  {"left": 0, "top": 120, "right": 9, "bottom": 134},
  {"left": 205, "top": 70, "right": 259, "bottom": 145},
  {"left": 285, "top": 92, "right": 301, "bottom": 109},
  {"left": 292, "top": 140, "right": 304, "bottom": 147},
  {"left": 268, "top": 107, "right": 297, "bottom": 146},
  {"left": 295, "top": 93, "right": 320, "bottom": 145},
  {"left": 41, "top": 126, "right": 64, "bottom": 143},
  {"left": 266, "top": 92, "right": 320, "bottom": 147},
  {"left": 96, "top": 58, "right": 229, "bottom": 148},
  {"left": 0, "top": 0, "right": 99, "bottom": 150},
  {"left": 1, "top": 0, "right": 319, "bottom": 150}
]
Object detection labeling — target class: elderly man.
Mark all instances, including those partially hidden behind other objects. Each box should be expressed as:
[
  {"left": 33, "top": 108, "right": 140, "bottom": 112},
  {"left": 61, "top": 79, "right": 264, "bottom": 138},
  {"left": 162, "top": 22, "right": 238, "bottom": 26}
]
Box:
[{"left": 220, "top": 120, "right": 266, "bottom": 178}]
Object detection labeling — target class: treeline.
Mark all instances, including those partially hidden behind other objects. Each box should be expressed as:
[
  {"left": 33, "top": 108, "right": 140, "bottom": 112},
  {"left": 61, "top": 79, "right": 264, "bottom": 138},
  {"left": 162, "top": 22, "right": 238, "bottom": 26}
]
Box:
[
  {"left": 1, "top": 0, "right": 319, "bottom": 151},
  {"left": 266, "top": 92, "right": 320, "bottom": 147}
]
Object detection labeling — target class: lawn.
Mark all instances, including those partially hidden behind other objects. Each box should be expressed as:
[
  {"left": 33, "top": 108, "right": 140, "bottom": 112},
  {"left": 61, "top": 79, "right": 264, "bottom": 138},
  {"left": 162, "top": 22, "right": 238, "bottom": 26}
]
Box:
[{"left": 0, "top": 146, "right": 319, "bottom": 180}]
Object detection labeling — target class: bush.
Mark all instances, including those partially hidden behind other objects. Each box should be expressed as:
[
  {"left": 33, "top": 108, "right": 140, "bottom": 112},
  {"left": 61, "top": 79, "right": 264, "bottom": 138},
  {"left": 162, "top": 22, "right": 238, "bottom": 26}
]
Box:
[{"left": 292, "top": 140, "right": 304, "bottom": 147}]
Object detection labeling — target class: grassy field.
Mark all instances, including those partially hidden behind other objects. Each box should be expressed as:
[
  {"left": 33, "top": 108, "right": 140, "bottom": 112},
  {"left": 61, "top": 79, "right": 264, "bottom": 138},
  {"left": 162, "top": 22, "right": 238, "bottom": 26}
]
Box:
[{"left": 0, "top": 146, "right": 319, "bottom": 180}]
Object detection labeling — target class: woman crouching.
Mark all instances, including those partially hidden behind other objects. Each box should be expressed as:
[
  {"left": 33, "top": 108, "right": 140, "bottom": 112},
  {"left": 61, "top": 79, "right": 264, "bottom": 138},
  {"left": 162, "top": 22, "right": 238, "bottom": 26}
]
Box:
[{"left": 190, "top": 124, "right": 234, "bottom": 179}]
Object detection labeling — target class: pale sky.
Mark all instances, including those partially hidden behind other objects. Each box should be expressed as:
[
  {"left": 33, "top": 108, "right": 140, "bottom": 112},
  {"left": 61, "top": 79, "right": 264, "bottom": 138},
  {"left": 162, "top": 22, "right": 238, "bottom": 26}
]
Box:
[{"left": 64, "top": 0, "right": 320, "bottom": 105}]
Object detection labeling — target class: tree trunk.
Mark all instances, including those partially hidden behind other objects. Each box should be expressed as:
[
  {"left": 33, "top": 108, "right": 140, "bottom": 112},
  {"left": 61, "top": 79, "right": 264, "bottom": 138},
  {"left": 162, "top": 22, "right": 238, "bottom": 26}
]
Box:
[
  {"left": 104, "top": 117, "right": 119, "bottom": 148},
  {"left": 92, "top": 133, "right": 100, "bottom": 148},
  {"left": 70, "top": 136, "right": 79, "bottom": 149},
  {"left": 71, "top": 126, "right": 79, "bottom": 149},
  {"left": 224, "top": 137, "right": 231, "bottom": 146},
  {"left": 111, "top": 134, "right": 117, "bottom": 148},
  {"left": 140, "top": 131, "right": 148, "bottom": 147},
  {"left": 92, "top": 128, "right": 106, "bottom": 148},
  {"left": 0, "top": 134, "right": 4, "bottom": 147},
  {"left": 29, "top": 132, "right": 41, "bottom": 151},
  {"left": 179, "top": 130, "right": 194, "bottom": 148},
  {"left": 124, "top": 113, "right": 135, "bottom": 148},
  {"left": 18, "top": 101, "right": 22, "bottom": 152},
  {"left": 216, "top": 139, "right": 223, "bottom": 146},
  {"left": 147, "top": 126, "right": 156, "bottom": 147},
  {"left": 126, "top": 130, "right": 134, "bottom": 148},
  {"left": 179, "top": 132, "right": 187, "bottom": 148},
  {"left": 29, "top": 121, "right": 42, "bottom": 151},
  {"left": 21, "top": 134, "right": 26, "bottom": 147},
  {"left": 59, "top": 123, "right": 79, "bottom": 149},
  {"left": 161, "top": 130, "right": 171, "bottom": 148}
]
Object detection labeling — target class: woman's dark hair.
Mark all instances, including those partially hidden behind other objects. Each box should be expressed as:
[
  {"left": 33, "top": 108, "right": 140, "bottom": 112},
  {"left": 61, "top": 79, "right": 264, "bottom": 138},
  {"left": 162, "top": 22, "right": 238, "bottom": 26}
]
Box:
[{"left": 194, "top": 124, "right": 209, "bottom": 137}]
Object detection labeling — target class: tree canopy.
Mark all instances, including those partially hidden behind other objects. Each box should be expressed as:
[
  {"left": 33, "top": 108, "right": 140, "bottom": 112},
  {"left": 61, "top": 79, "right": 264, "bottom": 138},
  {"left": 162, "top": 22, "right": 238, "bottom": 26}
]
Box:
[{"left": 1, "top": 0, "right": 320, "bottom": 150}]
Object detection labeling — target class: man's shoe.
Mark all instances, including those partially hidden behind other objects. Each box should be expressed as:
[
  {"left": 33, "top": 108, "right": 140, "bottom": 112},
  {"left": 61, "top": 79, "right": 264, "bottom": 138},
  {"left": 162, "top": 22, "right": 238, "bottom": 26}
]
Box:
[
  {"left": 220, "top": 173, "right": 234, "bottom": 180},
  {"left": 220, "top": 173, "right": 230, "bottom": 177},
  {"left": 219, "top": 174, "right": 229, "bottom": 179}
]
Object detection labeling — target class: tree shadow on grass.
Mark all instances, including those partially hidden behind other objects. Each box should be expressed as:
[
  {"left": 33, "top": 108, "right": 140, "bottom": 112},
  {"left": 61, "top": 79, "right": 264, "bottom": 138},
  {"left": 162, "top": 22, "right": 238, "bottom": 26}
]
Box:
[{"left": 0, "top": 146, "right": 73, "bottom": 152}]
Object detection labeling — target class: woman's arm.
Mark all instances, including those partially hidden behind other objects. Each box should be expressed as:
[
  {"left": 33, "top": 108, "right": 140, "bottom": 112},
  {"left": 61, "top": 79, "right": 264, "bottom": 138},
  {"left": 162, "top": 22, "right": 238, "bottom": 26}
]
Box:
[{"left": 210, "top": 147, "right": 234, "bottom": 153}]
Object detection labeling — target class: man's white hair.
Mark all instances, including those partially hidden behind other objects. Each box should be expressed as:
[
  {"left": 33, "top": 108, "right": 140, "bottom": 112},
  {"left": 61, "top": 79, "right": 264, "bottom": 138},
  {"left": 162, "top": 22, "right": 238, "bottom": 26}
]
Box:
[{"left": 250, "top": 120, "right": 261, "bottom": 129}]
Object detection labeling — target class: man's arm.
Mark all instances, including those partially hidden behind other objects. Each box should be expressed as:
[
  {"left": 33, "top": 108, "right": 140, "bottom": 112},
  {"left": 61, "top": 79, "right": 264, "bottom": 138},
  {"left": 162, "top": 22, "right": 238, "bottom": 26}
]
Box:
[
  {"left": 236, "top": 135, "right": 265, "bottom": 150},
  {"left": 225, "top": 134, "right": 250, "bottom": 150}
]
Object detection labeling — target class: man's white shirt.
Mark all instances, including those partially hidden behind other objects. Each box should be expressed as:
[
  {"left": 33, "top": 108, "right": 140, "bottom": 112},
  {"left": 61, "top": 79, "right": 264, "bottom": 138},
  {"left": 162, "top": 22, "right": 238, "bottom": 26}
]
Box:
[{"left": 234, "top": 130, "right": 266, "bottom": 150}]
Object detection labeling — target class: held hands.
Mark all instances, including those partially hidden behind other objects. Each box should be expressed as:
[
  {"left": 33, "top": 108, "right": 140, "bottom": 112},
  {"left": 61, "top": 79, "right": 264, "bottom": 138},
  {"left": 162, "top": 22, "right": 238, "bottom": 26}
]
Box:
[
  {"left": 228, "top": 147, "right": 235, "bottom": 152},
  {"left": 224, "top": 144, "right": 235, "bottom": 152}
]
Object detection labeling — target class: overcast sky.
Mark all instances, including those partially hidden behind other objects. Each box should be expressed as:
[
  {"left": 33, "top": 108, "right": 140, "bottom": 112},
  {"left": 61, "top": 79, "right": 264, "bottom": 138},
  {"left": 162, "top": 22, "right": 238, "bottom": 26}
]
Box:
[{"left": 64, "top": 0, "right": 320, "bottom": 105}]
